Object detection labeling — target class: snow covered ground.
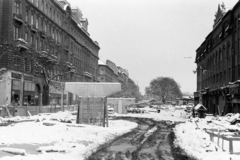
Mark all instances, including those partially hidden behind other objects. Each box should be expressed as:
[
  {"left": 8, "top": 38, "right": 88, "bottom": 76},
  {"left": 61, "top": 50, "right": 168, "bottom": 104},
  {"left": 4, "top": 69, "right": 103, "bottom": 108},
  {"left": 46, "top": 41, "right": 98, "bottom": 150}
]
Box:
[
  {"left": 117, "top": 108, "right": 240, "bottom": 160},
  {"left": 115, "top": 109, "right": 189, "bottom": 122},
  {"left": 174, "top": 117, "right": 240, "bottom": 160},
  {"left": 1, "top": 107, "right": 240, "bottom": 160},
  {"left": 0, "top": 111, "right": 138, "bottom": 160}
]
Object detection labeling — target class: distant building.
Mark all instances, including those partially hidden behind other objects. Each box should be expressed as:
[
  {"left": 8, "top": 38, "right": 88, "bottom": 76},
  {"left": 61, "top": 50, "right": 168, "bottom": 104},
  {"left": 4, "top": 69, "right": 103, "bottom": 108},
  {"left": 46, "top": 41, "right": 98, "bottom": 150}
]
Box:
[
  {"left": 176, "top": 95, "right": 194, "bottom": 105},
  {"left": 98, "top": 60, "right": 118, "bottom": 82},
  {"left": 117, "top": 66, "right": 128, "bottom": 83}
]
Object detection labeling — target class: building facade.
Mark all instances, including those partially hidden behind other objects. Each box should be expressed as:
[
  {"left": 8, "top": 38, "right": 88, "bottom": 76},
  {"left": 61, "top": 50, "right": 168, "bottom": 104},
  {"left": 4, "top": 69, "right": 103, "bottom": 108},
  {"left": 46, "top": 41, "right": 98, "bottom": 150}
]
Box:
[
  {"left": 194, "top": 2, "right": 240, "bottom": 115},
  {"left": 0, "top": 0, "right": 100, "bottom": 106},
  {"left": 98, "top": 60, "right": 118, "bottom": 82}
]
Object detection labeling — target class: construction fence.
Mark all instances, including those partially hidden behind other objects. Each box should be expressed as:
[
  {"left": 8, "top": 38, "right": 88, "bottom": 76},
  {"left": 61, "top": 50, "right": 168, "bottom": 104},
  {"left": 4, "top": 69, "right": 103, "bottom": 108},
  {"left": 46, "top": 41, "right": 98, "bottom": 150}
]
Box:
[
  {"left": 0, "top": 105, "right": 78, "bottom": 117},
  {"left": 76, "top": 97, "right": 108, "bottom": 127}
]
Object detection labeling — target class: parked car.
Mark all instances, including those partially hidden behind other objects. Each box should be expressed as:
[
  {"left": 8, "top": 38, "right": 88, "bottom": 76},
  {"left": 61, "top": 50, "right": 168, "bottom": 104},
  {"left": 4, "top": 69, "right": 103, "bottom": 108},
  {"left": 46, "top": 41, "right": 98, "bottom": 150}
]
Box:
[{"left": 140, "top": 106, "right": 157, "bottom": 113}]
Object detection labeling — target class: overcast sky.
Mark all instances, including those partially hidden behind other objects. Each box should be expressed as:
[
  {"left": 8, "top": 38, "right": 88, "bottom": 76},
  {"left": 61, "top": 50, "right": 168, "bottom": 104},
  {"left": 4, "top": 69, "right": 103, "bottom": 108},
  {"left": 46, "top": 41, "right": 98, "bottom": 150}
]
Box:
[{"left": 67, "top": 0, "right": 238, "bottom": 95}]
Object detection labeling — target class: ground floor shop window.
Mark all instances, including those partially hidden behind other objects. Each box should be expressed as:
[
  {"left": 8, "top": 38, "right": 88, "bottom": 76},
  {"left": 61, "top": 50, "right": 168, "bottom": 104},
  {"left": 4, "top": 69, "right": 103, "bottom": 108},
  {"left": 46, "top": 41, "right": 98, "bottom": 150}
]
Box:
[
  {"left": 23, "top": 82, "right": 35, "bottom": 106},
  {"left": 23, "top": 94, "right": 35, "bottom": 106},
  {"left": 11, "top": 80, "right": 21, "bottom": 106}
]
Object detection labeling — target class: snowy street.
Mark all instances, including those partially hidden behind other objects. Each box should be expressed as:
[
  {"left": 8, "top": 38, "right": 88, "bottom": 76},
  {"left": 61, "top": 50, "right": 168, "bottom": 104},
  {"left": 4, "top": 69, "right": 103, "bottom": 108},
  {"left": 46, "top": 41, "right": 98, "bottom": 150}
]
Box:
[
  {"left": 1, "top": 108, "right": 240, "bottom": 160},
  {"left": 0, "top": 111, "right": 138, "bottom": 160},
  {"left": 0, "top": 109, "right": 186, "bottom": 160}
]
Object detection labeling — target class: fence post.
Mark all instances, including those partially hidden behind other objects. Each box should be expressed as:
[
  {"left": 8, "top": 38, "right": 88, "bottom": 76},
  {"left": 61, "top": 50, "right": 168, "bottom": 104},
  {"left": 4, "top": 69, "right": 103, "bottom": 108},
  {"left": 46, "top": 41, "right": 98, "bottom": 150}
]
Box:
[
  {"left": 26, "top": 105, "right": 28, "bottom": 117},
  {"left": 80, "top": 98, "right": 83, "bottom": 123},
  {"left": 76, "top": 100, "right": 80, "bottom": 124},
  {"left": 92, "top": 98, "right": 94, "bottom": 125},
  {"left": 103, "top": 97, "right": 108, "bottom": 127},
  {"left": 87, "top": 97, "right": 90, "bottom": 124}
]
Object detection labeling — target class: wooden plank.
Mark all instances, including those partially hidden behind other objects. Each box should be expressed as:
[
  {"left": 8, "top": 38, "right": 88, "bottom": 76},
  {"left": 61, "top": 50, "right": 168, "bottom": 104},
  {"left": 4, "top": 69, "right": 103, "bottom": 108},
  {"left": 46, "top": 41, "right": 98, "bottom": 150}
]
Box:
[{"left": 5, "top": 105, "right": 12, "bottom": 117}]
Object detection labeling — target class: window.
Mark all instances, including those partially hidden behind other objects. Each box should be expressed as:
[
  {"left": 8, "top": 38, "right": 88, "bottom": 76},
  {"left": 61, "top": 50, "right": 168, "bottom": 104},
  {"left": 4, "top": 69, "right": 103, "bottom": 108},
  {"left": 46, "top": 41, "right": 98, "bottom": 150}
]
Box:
[
  {"left": 49, "top": 26, "right": 51, "bottom": 36},
  {"left": 25, "top": 32, "right": 28, "bottom": 41},
  {"left": 24, "top": 58, "right": 28, "bottom": 72},
  {"left": 41, "top": 0, "right": 44, "bottom": 11},
  {"left": 24, "top": 82, "right": 35, "bottom": 91},
  {"left": 13, "top": 80, "right": 21, "bottom": 90},
  {"left": 36, "top": 0, "right": 39, "bottom": 8},
  {"left": 56, "top": 31, "right": 58, "bottom": 42},
  {"left": 52, "top": 28, "right": 54, "bottom": 39},
  {"left": 41, "top": 19, "right": 43, "bottom": 31},
  {"left": 25, "top": 10, "right": 28, "bottom": 22},
  {"left": 35, "top": 38, "right": 38, "bottom": 50},
  {"left": 49, "top": 7, "right": 52, "bottom": 17},
  {"left": 46, "top": 4, "right": 48, "bottom": 15},
  {"left": 44, "top": 23, "right": 47, "bottom": 33},
  {"left": 13, "top": 26, "right": 20, "bottom": 39},
  {"left": 219, "top": 49, "right": 222, "bottom": 62},
  {"left": 36, "top": 17, "right": 39, "bottom": 29},
  {"left": 53, "top": 10, "right": 55, "bottom": 21},
  {"left": 14, "top": 1, "right": 20, "bottom": 14},
  {"left": 29, "top": 60, "right": 33, "bottom": 73},
  {"left": 13, "top": 56, "right": 21, "bottom": 70},
  {"left": 31, "top": 14, "right": 34, "bottom": 25},
  {"left": 59, "top": 33, "right": 61, "bottom": 43},
  {"left": 30, "top": 35, "right": 33, "bottom": 43},
  {"left": 40, "top": 40, "right": 42, "bottom": 50}
]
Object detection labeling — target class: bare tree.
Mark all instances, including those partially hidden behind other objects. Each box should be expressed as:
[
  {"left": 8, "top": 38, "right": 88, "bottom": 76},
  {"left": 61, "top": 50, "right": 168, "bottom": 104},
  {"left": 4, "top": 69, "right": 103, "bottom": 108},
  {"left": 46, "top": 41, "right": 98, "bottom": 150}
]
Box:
[
  {"left": 145, "top": 77, "right": 182, "bottom": 104},
  {"left": 0, "top": 38, "right": 76, "bottom": 105}
]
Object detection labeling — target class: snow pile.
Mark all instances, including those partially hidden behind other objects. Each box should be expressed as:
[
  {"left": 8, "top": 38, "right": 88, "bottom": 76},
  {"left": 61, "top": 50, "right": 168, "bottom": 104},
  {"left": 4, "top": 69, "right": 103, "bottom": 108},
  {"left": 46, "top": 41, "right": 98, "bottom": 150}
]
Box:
[
  {"left": 0, "top": 112, "right": 138, "bottom": 160},
  {"left": 114, "top": 109, "right": 187, "bottom": 122},
  {"left": 174, "top": 118, "right": 240, "bottom": 160}
]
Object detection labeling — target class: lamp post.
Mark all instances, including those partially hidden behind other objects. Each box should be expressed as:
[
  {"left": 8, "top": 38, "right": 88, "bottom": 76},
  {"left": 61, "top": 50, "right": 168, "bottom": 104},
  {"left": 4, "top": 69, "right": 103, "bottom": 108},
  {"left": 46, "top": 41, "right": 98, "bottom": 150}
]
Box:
[{"left": 193, "top": 67, "right": 203, "bottom": 104}]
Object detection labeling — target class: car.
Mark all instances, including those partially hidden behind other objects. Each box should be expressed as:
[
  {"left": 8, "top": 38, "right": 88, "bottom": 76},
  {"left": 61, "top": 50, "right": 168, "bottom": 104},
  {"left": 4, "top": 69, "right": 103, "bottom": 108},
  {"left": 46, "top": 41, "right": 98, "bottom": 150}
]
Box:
[{"left": 140, "top": 106, "right": 157, "bottom": 113}]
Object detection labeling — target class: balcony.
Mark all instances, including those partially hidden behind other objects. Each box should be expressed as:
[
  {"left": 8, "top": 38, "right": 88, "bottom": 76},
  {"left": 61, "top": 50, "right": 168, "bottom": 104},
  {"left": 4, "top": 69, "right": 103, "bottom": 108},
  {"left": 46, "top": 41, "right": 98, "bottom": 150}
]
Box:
[
  {"left": 83, "top": 71, "right": 93, "bottom": 78},
  {"left": 66, "top": 62, "right": 73, "bottom": 68},
  {"left": 30, "top": 25, "right": 37, "bottom": 33},
  {"left": 13, "top": 13, "right": 23, "bottom": 25},
  {"left": 47, "top": 36, "right": 54, "bottom": 43},
  {"left": 39, "top": 31, "right": 46, "bottom": 39},
  {"left": 64, "top": 46, "right": 69, "bottom": 52}
]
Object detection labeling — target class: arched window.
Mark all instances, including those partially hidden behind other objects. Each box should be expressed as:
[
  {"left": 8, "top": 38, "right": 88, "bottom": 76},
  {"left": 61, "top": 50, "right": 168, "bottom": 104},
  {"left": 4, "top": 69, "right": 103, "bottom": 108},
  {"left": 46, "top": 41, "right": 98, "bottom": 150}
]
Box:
[
  {"left": 215, "top": 51, "right": 218, "bottom": 64},
  {"left": 222, "top": 45, "right": 226, "bottom": 59},
  {"left": 227, "top": 42, "right": 231, "bottom": 57},
  {"left": 219, "top": 48, "right": 222, "bottom": 62}
]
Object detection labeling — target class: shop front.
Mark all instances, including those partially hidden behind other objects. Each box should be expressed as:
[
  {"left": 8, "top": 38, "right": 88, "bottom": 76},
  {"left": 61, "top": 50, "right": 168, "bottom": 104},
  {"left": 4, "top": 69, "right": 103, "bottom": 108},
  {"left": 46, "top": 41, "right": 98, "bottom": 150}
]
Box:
[
  {"left": 11, "top": 73, "right": 22, "bottom": 106},
  {"left": 10, "top": 72, "right": 40, "bottom": 107},
  {"left": 23, "top": 80, "right": 35, "bottom": 106},
  {"left": 229, "top": 81, "right": 240, "bottom": 113}
]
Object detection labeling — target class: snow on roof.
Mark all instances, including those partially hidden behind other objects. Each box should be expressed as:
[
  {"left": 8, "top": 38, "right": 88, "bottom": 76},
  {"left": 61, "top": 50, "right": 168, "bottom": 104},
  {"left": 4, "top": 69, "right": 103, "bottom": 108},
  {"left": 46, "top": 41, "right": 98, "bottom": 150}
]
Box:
[
  {"left": 194, "top": 103, "right": 207, "bottom": 111},
  {"left": 98, "top": 60, "right": 106, "bottom": 65}
]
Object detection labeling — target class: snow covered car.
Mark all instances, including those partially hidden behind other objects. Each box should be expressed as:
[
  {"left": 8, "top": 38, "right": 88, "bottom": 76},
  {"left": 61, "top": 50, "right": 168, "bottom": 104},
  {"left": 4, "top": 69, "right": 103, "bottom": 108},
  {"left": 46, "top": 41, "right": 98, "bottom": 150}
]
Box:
[{"left": 141, "top": 106, "right": 157, "bottom": 113}]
